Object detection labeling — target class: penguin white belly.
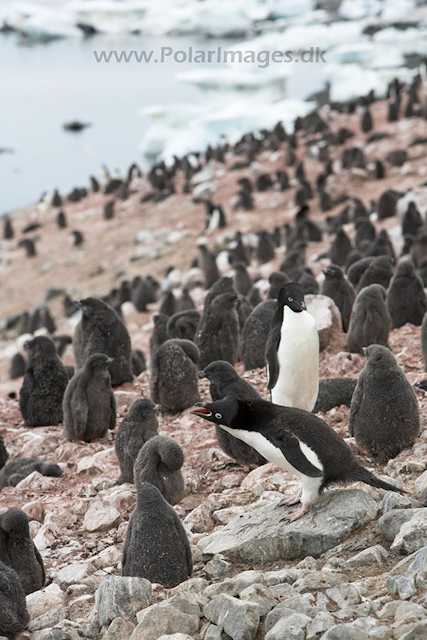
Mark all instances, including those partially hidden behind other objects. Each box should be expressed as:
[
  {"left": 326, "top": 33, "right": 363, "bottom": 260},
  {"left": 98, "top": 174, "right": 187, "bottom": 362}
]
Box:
[
  {"left": 220, "top": 425, "right": 323, "bottom": 504},
  {"left": 271, "top": 307, "right": 319, "bottom": 412}
]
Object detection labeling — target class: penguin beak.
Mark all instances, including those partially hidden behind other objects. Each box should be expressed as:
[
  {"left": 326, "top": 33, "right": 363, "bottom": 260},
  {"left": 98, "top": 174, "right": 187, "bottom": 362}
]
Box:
[
  {"left": 198, "top": 370, "right": 206, "bottom": 379},
  {"left": 106, "top": 357, "right": 114, "bottom": 364},
  {"left": 190, "top": 402, "right": 213, "bottom": 418},
  {"left": 300, "top": 301, "right": 306, "bottom": 311},
  {"left": 154, "top": 404, "right": 162, "bottom": 411},
  {"left": 362, "top": 347, "right": 368, "bottom": 356},
  {"left": 74, "top": 300, "right": 83, "bottom": 308}
]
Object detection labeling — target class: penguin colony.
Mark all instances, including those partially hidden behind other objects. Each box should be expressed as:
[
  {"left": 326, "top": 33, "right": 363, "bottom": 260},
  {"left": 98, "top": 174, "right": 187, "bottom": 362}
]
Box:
[{"left": 2, "top": 78, "right": 427, "bottom": 635}]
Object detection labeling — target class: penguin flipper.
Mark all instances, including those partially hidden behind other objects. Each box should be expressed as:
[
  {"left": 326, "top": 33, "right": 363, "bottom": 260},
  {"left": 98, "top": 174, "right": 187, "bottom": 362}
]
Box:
[
  {"left": 34, "top": 542, "right": 45, "bottom": 586},
  {"left": 348, "top": 374, "right": 364, "bottom": 437},
  {"left": 265, "top": 323, "right": 281, "bottom": 390},
  {"left": 270, "top": 430, "right": 323, "bottom": 478},
  {"left": 173, "top": 512, "right": 193, "bottom": 575},
  {"left": 72, "top": 387, "right": 89, "bottom": 439},
  {"left": 109, "top": 392, "right": 116, "bottom": 430}
]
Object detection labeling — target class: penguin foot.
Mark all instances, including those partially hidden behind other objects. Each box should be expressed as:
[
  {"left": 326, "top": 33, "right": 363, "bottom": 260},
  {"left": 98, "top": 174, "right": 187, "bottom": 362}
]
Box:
[
  {"left": 277, "top": 489, "right": 302, "bottom": 507},
  {"left": 286, "top": 503, "right": 310, "bottom": 522}
]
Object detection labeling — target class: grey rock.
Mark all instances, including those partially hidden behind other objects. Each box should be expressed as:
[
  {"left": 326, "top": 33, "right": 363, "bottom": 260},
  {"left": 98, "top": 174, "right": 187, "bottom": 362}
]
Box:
[
  {"left": 170, "top": 578, "right": 209, "bottom": 596},
  {"left": 378, "top": 509, "right": 422, "bottom": 541},
  {"left": 267, "top": 583, "right": 293, "bottom": 599},
  {"left": 163, "top": 595, "right": 204, "bottom": 618},
  {"left": 399, "top": 621, "right": 427, "bottom": 639},
  {"left": 415, "top": 471, "right": 427, "bottom": 496},
  {"left": 391, "top": 511, "right": 427, "bottom": 555},
  {"left": 198, "top": 490, "right": 377, "bottom": 563},
  {"left": 204, "top": 624, "right": 222, "bottom": 640},
  {"left": 306, "top": 611, "right": 335, "bottom": 640},
  {"left": 130, "top": 606, "right": 199, "bottom": 640},
  {"left": 381, "top": 493, "right": 421, "bottom": 513},
  {"left": 262, "top": 569, "right": 299, "bottom": 586},
  {"left": 204, "top": 556, "right": 231, "bottom": 580},
  {"left": 386, "top": 573, "right": 417, "bottom": 600},
  {"left": 345, "top": 545, "right": 388, "bottom": 569},
  {"left": 203, "top": 594, "right": 260, "bottom": 640},
  {"left": 203, "top": 570, "right": 264, "bottom": 598},
  {"left": 81, "top": 623, "right": 100, "bottom": 639},
  {"left": 265, "top": 605, "right": 296, "bottom": 633},
  {"left": 95, "top": 576, "right": 152, "bottom": 627},
  {"left": 320, "top": 622, "right": 369, "bottom": 639},
  {"left": 239, "top": 584, "right": 277, "bottom": 616},
  {"left": 326, "top": 584, "right": 362, "bottom": 608},
  {"left": 393, "top": 602, "right": 427, "bottom": 638},
  {"left": 265, "top": 613, "right": 311, "bottom": 640},
  {"left": 29, "top": 606, "right": 70, "bottom": 632},
  {"left": 377, "top": 600, "right": 402, "bottom": 619}
]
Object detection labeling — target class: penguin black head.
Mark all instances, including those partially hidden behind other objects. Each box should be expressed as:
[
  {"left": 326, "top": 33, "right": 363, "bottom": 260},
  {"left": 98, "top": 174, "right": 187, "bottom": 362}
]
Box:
[
  {"left": 85, "top": 353, "right": 114, "bottom": 371},
  {"left": 323, "top": 265, "right": 343, "bottom": 280},
  {"left": 24, "top": 335, "right": 56, "bottom": 357},
  {"left": 191, "top": 396, "right": 240, "bottom": 427},
  {"left": 277, "top": 283, "right": 306, "bottom": 312},
  {"left": 198, "top": 360, "right": 238, "bottom": 384},
  {"left": 362, "top": 344, "right": 392, "bottom": 364}
]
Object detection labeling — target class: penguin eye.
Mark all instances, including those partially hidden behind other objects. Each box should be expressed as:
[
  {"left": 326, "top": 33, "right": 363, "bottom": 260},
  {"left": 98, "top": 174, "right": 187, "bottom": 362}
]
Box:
[
  {"left": 215, "top": 412, "right": 222, "bottom": 419},
  {"left": 288, "top": 296, "right": 293, "bottom": 302}
]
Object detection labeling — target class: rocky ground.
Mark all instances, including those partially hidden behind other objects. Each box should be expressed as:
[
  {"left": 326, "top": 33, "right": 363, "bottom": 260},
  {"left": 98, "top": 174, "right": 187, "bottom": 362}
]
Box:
[{"left": 1, "top": 93, "right": 427, "bottom": 640}]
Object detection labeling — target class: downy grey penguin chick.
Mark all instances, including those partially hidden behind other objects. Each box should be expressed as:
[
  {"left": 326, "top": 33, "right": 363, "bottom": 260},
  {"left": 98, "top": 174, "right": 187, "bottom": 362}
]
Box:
[
  {"left": 346, "top": 284, "right": 391, "bottom": 354},
  {"left": 167, "top": 310, "right": 201, "bottom": 342},
  {"left": 387, "top": 259, "right": 427, "bottom": 328},
  {"left": 0, "top": 561, "right": 30, "bottom": 640},
  {"left": 240, "top": 299, "right": 277, "bottom": 371},
  {"left": 199, "top": 360, "right": 266, "bottom": 466},
  {"left": 266, "top": 283, "right": 319, "bottom": 411},
  {"left": 19, "top": 336, "right": 68, "bottom": 427},
  {"left": 63, "top": 353, "right": 116, "bottom": 442},
  {"left": 73, "top": 297, "right": 133, "bottom": 385},
  {"left": 149, "top": 313, "right": 170, "bottom": 364},
  {"left": 349, "top": 345, "right": 420, "bottom": 460},
  {"left": 0, "top": 458, "right": 63, "bottom": 490},
  {"left": 151, "top": 339, "right": 200, "bottom": 413},
  {"left": 115, "top": 399, "right": 159, "bottom": 484},
  {"left": 198, "top": 292, "right": 240, "bottom": 369},
  {"left": 0, "top": 509, "right": 45, "bottom": 595},
  {"left": 133, "top": 435, "right": 185, "bottom": 505},
  {"left": 313, "top": 378, "right": 358, "bottom": 413},
  {"left": 192, "top": 397, "right": 404, "bottom": 521},
  {"left": 122, "top": 482, "right": 192, "bottom": 586},
  {"left": 321, "top": 265, "right": 355, "bottom": 332}
]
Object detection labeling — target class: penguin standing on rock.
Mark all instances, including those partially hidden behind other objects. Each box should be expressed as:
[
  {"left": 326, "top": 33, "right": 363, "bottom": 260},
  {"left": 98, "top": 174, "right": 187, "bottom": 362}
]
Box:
[
  {"left": 347, "top": 284, "right": 390, "bottom": 354},
  {"left": 198, "top": 240, "right": 220, "bottom": 289},
  {"left": 199, "top": 361, "right": 266, "bottom": 466},
  {"left": 0, "top": 561, "right": 30, "bottom": 640},
  {"left": 321, "top": 265, "right": 355, "bottom": 332},
  {"left": 0, "top": 509, "right": 45, "bottom": 595},
  {"left": 133, "top": 435, "right": 185, "bottom": 505},
  {"left": 191, "top": 397, "right": 404, "bottom": 521},
  {"left": 19, "top": 336, "right": 68, "bottom": 427},
  {"left": 150, "top": 339, "right": 200, "bottom": 413},
  {"left": 387, "top": 260, "right": 427, "bottom": 328},
  {"left": 73, "top": 297, "right": 133, "bottom": 385},
  {"left": 349, "top": 345, "right": 420, "bottom": 460},
  {"left": 198, "top": 292, "right": 240, "bottom": 369},
  {"left": 115, "top": 399, "right": 159, "bottom": 484},
  {"left": 122, "top": 482, "right": 192, "bottom": 587},
  {"left": 62, "top": 354, "right": 116, "bottom": 442},
  {"left": 240, "top": 299, "right": 277, "bottom": 371},
  {"left": 167, "top": 310, "right": 200, "bottom": 342},
  {"left": 266, "top": 284, "right": 319, "bottom": 412}
]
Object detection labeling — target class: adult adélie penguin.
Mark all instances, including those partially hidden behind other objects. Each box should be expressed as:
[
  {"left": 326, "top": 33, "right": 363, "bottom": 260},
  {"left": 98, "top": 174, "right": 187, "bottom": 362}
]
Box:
[
  {"left": 266, "top": 283, "right": 319, "bottom": 411},
  {"left": 191, "top": 397, "right": 405, "bottom": 521}
]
